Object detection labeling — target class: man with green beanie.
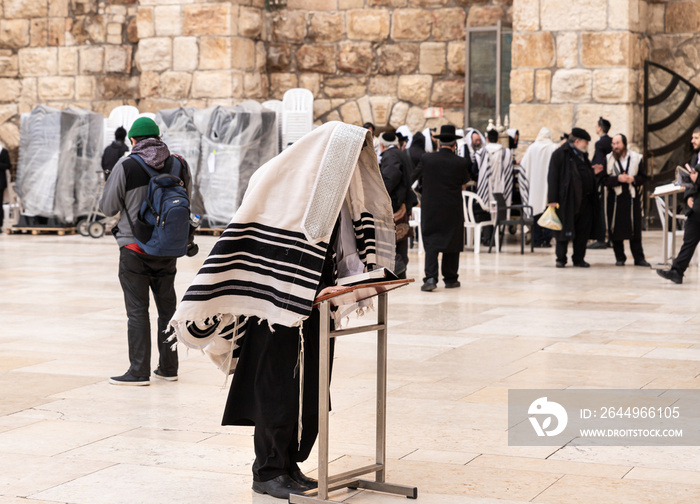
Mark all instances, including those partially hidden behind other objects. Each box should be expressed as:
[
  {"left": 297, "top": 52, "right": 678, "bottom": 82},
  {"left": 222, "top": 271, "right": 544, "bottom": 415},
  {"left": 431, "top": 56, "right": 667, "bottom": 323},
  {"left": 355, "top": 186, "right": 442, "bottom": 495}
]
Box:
[{"left": 100, "top": 117, "right": 192, "bottom": 385}]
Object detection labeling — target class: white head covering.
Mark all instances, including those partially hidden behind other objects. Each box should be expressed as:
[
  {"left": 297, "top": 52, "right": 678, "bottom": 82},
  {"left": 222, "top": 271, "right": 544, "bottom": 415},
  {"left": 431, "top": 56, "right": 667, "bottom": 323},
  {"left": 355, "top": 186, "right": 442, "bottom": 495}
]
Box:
[
  {"left": 422, "top": 127, "right": 434, "bottom": 153},
  {"left": 518, "top": 127, "right": 558, "bottom": 215},
  {"left": 464, "top": 128, "right": 486, "bottom": 152},
  {"left": 396, "top": 125, "right": 413, "bottom": 148}
]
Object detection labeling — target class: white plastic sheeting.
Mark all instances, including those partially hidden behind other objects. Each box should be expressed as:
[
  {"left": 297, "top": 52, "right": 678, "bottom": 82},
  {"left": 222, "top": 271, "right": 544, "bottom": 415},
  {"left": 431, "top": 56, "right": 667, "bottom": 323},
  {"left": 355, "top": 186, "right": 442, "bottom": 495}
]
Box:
[{"left": 16, "top": 106, "right": 103, "bottom": 223}]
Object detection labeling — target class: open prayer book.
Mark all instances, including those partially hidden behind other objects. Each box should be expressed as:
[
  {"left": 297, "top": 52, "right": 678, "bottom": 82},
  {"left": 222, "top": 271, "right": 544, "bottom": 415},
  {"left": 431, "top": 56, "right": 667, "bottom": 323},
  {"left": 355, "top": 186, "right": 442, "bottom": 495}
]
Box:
[{"left": 337, "top": 267, "right": 399, "bottom": 287}]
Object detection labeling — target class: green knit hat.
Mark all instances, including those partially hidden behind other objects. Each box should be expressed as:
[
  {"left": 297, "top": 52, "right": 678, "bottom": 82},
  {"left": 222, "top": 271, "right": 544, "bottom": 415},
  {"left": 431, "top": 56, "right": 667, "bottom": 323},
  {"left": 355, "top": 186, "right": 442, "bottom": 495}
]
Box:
[{"left": 128, "top": 117, "right": 160, "bottom": 139}]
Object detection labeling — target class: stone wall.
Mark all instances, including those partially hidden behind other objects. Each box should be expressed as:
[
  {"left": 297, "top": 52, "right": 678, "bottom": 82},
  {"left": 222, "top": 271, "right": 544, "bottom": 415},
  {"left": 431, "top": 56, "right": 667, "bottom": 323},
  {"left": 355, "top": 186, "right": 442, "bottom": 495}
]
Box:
[{"left": 0, "top": 0, "right": 139, "bottom": 155}]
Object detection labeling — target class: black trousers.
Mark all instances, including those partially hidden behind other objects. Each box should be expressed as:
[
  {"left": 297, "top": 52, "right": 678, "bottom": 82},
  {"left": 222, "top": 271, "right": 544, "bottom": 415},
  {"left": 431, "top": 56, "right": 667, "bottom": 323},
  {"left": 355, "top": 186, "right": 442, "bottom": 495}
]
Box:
[
  {"left": 672, "top": 212, "right": 700, "bottom": 275},
  {"left": 424, "top": 248, "right": 460, "bottom": 283},
  {"left": 611, "top": 237, "right": 645, "bottom": 263},
  {"left": 396, "top": 238, "right": 409, "bottom": 279},
  {"left": 556, "top": 198, "right": 593, "bottom": 265},
  {"left": 118, "top": 247, "right": 178, "bottom": 378},
  {"left": 253, "top": 416, "right": 319, "bottom": 482}
]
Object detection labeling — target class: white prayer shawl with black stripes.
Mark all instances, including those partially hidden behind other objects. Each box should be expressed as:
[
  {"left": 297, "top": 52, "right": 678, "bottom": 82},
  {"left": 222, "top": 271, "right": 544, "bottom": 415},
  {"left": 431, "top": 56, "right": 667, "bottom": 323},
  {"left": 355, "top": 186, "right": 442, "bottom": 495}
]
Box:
[
  {"left": 606, "top": 150, "right": 642, "bottom": 235},
  {"left": 169, "top": 121, "right": 396, "bottom": 373},
  {"left": 478, "top": 142, "right": 514, "bottom": 206}
]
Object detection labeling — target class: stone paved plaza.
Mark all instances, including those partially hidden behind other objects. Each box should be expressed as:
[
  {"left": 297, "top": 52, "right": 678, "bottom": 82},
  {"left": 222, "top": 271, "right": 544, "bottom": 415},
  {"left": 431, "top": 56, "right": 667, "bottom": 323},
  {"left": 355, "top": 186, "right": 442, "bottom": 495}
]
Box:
[{"left": 2, "top": 230, "right": 700, "bottom": 504}]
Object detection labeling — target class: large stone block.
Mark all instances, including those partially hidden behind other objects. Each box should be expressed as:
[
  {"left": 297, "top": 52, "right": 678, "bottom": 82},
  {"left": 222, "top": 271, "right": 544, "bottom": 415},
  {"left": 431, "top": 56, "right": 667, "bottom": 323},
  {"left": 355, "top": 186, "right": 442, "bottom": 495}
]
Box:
[
  {"left": 665, "top": 2, "right": 700, "bottom": 34},
  {"left": 287, "top": 0, "right": 338, "bottom": 8},
  {"left": 96, "top": 75, "right": 138, "bottom": 100},
  {"left": 398, "top": 74, "right": 432, "bottom": 107},
  {"left": 267, "top": 43, "right": 291, "bottom": 72},
  {"left": 541, "top": 0, "right": 607, "bottom": 31},
  {"left": 173, "top": 37, "right": 198, "bottom": 72},
  {"left": 314, "top": 99, "right": 332, "bottom": 119},
  {"left": 508, "top": 103, "right": 574, "bottom": 141},
  {"left": 550, "top": 69, "right": 591, "bottom": 103},
  {"left": 231, "top": 37, "right": 256, "bottom": 71},
  {"left": 272, "top": 11, "right": 306, "bottom": 43},
  {"left": 339, "top": 0, "right": 363, "bottom": 7},
  {"left": 447, "top": 41, "right": 465, "bottom": 75},
  {"left": 323, "top": 76, "right": 368, "bottom": 99},
  {"left": 378, "top": 43, "right": 418, "bottom": 74},
  {"left": 0, "top": 51, "right": 19, "bottom": 77},
  {"left": 75, "top": 75, "right": 94, "bottom": 100},
  {"left": 30, "top": 19, "right": 48, "bottom": 47},
  {"left": 405, "top": 105, "right": 425, "bottom": 133},
  {"left": 19, "top": 47, "right": 58, "bottom": 77},
  {"left": 389, "top": 101, "right": 409, "bottom": 127},
  {"left": 309, "top": 12, "right": 345, "bottom": 42},
  {"left": 419, "top": 42, "right": 445, "bottom": 75},
  {"left": 467, "top": 6, "right": 505, "bottom": 27},
  {"left": 432, "top": 8, "right": 465, "bottom": 41},
  {"left": 0, "top": 122, "right": 20, "bottom": 150},
  {"left": 338, "top": 42, "right": 374, "bottom": 73},
  {"left": 647, "top": 3, "right": 665, "bottom": 35},
  {"left": 299, "top": 73, "right": 320, "bottom": 95},
  {"left": 513, "top": 0, "right": 539, "bottom": 31},
  {"left": 243, "top": 71, "right": 265, "bottom": 98},
  {"left": 296, "top": 44, "right": 336, "bottom": 74},
  {"left": 431, "top": 79, "right": 464, "bottom": 107},
  {"left": 139, "top": 71, "right": 159, "bottom": 98},
  {"left": 5, "top": 0, "right": 47, "bottom": 18},
  {"left": 199, "top": 37, "right": 231, "bottom": 70},
  {"left": 347, "top": 9, "right": 390, "bottom": 42},
  {"left": 368, "top": 75, "right": 397, "bottom": 95},
  {"left": 255, "top": 41, "right": 266, "bottom": 72},
  {"left": 0, "top": 79, "right": 21, "bottom": 102},
  {"left": 105, "top": 45, "right": 131, "bottom": 73},
  {"left": 154, "top": 5, "right": 181, "bottom": 37},
  {"left": 392, "top": 9, "right": 431, "bottom": 41},
  {"left": 160, "top": 71, "right": 192, "bottom": 99},
  {"left": 49, "top": 0, "right": 70, "bottom": 18},
  {"left": 183, "top": 4, "right": 230, "bottom": 37},
  {"left": 592, "top": 68, "right": 634, "bottom": 103},
  {"left": 239, "top": 7, "right": 262, "bottom": 38},
  {"left": 135, "top": 37, "right": 171, "bottom": 72},
  {"left": 0, "top": 20, "right": 29, "bottom": 50},
  {"left": 581, "top": 32, "right": 632, "bottom": 68},
  {"left": 510, "top": 68, "right": 534, "bottom": 104},
  {"left": 48, "top": 18, "right": 65, "bottom": 46},
  {"left": 535, "top": 69, "right": 551, "bottom": 102},
  {"left": 339, "top": 101, "right": 362, "bottom": 125},
  {"left": 192, "top": 71, "right": 232, "bottom": 98},
  {"left": 512, "top": 32, "right": 555, "bottom": 68},
  {"left": 556, "top": 32, "right": 577, "bottom": 69},
  {"left": 269, "top": 73, "right": 298, "bottom": 98},
  {"left": 136, "top": 7, "right": 154, "bottom": 39}
]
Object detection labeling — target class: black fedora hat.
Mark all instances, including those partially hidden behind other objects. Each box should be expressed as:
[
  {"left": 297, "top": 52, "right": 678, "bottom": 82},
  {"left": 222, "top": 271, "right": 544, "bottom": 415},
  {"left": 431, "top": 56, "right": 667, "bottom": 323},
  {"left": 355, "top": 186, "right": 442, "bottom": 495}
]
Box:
[{"left": 433, "top": 124, "right": 463, "bottom": 141}]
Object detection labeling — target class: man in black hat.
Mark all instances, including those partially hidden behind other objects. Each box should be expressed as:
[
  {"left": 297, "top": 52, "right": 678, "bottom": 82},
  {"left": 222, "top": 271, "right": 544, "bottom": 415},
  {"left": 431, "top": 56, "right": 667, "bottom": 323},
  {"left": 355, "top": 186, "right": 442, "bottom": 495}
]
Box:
[
  {"left": 547, "top": 127, "right": 604, "bottom": 268},
  {"left": 415, "top": 125, "right": 471, "bottom": 291}
]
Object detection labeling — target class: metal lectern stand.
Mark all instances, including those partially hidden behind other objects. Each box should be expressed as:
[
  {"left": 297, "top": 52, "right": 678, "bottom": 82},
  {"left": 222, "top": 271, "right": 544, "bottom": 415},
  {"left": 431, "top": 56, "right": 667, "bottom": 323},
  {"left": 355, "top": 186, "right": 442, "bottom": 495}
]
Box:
[{"left": 289, "top": 280, "right": 418, "bottom": 504}]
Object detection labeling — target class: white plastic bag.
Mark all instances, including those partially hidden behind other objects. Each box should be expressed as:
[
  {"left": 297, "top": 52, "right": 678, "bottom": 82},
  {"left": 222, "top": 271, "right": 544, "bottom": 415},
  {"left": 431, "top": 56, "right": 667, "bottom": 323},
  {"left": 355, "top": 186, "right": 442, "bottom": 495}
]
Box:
[{"left": 537, "top": 205, "right": 562, "bottom": 231}]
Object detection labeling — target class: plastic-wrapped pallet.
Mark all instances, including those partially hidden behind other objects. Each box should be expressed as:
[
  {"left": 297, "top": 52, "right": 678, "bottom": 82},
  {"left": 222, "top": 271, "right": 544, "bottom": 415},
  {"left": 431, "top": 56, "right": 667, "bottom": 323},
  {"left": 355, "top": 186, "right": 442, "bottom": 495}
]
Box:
[
  {"left": 155, "top": 107, "right": 204, "bottom": 217},
  {"left": 16, "top": 106, "right": 103, "bottom": 224},
  {"left": 194, "top": 102, "right": 278, "bottom": 227}
]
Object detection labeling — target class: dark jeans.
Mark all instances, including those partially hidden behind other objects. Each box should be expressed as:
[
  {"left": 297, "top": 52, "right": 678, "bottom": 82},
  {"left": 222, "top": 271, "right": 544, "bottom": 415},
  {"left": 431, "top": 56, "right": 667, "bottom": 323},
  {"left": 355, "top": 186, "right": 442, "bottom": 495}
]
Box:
[
  {"left": 424, "top": 249, "right": 460, "bottom": 283},
  {"left": 612, "top": 237, "right": 645, "bottom": 263},
  {"left": 533, "top": 213, "right": 553, "bottom": 245},
  {"left": 118, "top": 247, "right": 178, "bottom": 378},
  {"left": 672, "top": 212, "right": 700, "bottom": 275},
  {"left": 253, "top": 416, "right": 319, "bottom": 482},
  {"left": 556, "top": 198, "right": 593, "bottom": 265}
]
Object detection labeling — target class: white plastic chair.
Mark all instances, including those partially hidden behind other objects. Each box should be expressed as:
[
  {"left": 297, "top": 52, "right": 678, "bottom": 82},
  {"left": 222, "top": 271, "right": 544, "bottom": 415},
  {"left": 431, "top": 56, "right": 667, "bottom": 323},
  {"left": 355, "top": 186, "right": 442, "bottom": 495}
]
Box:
[
  {"left": 262, "top": 99, "right": 283, "bottom": 155},
  {"left": 655, "top": 196, "right": 698, "bottom": 265},
  {"left": 463, "top": 191, "right": 498, "bottom": 254},
  {"left": 409, "top": 206, "right": 423, "bottom": 254},
  {"left": 282, "top": 88, "right": 313, "bottom": 150}
]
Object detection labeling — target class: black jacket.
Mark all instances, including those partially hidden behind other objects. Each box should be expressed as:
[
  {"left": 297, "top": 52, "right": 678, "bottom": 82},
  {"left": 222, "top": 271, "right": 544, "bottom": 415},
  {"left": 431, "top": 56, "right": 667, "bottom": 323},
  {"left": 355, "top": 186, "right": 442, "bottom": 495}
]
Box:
[
  {"left": 380, "top": 146, "right": 408, "bottom": 212},
  {"left": 101, "top": 141, "right": 129, "bottom": 180},
  {"left": 417, "top": 147, "right": 471, "bottom": 252},
  {"left": 0, "top": 148, "right": 10, "bottom": 192},
  {"left": 548, "top": 143, "right": 601, "bottom": 240},
  {"left": 591, "top": 134, "right": 611, "bottom": 167}
]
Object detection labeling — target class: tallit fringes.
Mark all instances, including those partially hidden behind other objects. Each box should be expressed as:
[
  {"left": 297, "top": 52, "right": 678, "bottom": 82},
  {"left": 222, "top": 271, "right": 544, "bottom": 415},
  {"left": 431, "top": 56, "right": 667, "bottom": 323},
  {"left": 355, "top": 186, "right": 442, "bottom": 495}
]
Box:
[
  {"left": 220, "top": 315, "right": 242, "bottom": 391},
  {"left": 297, "top": 323, "right": 305, "bottom": 448}
]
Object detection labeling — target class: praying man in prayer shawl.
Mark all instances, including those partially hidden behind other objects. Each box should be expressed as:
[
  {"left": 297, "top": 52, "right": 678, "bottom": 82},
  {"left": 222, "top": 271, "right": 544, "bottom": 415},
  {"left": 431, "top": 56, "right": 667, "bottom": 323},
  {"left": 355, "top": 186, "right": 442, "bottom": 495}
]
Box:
[
  {"left": 601, "top": 133, "right": 650, "bottom": 267},
  {"left": 169, "top": 122, "right": 396, "bottom": 500}
]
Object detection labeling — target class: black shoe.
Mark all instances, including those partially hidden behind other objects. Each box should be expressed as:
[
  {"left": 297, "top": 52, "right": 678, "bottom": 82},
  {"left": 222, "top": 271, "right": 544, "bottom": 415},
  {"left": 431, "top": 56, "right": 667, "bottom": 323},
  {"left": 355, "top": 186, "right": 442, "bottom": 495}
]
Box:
[
  {"left": 656, "top": 268, "right": 683, "bottom": 284},
  {"left": 573, "top": 261, "right": 590, "bottom": 268},
  {"left": 421, "top": 278, "right": 437, "bottom": 292},
  {"left": 109, "top": 372, "right": 149, "bottom": 386},
  {"left": 587, "top": 241, "right": 606, "bottom": 249},
  {"left": 615, "top": 261, "right": 625, "bottom": 266},
  {"left": 635, "top": 260, "right": 651, "bottom": 267},
  {"left": 252, "top": 474, "right": 306, "bottom": 499},
  {"left": 290, "top": 470, "right": 317, "bottom": 490},
  {"left": 555, "top": 261, "right": 566, "bottom": 268},
  {"left": 154, "top": 368, "right": 178, "bottom": 381},
  {"left": 445, "top": 281, "right": 460, "bottom": 289}
]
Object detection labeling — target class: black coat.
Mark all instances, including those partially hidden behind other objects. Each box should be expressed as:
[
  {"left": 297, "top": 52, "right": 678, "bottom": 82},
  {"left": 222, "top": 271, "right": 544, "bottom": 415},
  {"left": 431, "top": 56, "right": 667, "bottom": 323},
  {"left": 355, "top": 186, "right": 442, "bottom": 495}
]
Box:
[
  {"left": 603, "top": 155, "right": 647, "bottom": 241},
  {"left": 591, "top": 134, "right": 611, "bottom": 167},
  {"left": 101, "top": 141, "right": 129, "bottom": 180},
  {"left": 417, "top": 148, "right": 471, "bottom": 253},
  {"left": 0, "top": 148, "right": 10, "bottom": 193},
  {"left": 380, "top": 146, "right": 408, "bottom": 212},
  {"left": 548, "top": 143, "right": 602, "bottom": 241}
]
